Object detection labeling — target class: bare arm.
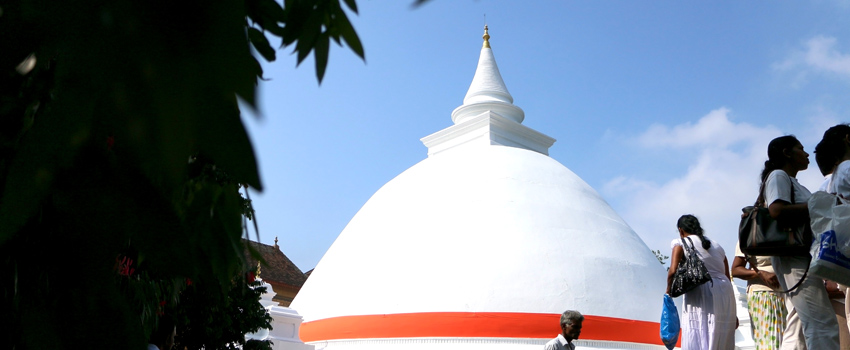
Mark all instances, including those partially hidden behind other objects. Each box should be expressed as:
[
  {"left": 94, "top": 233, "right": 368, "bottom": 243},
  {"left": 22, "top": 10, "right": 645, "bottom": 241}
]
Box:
[
  {"left": 731, "top": 256, "right": 757, "bottom": 280},
  {"left": 767, "top": 200, "right": 808, "bottom": 222},
  {"left": 665, "top": 245, "right": 684, "bottom": 295},
  {"left": 730, "top": 256, "right": 780, "bottom": 289}
]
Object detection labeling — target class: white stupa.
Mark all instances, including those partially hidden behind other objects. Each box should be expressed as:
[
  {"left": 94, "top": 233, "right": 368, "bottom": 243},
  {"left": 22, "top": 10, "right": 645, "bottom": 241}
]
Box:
[{"left": 291, "top": 27, "right": 670, "bottom": 350}]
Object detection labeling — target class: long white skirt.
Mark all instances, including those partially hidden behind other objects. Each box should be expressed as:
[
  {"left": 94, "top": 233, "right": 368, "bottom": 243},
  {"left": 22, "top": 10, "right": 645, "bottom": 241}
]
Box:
[{"left": 682, "top": 276, "right": 736, "bottom": 350}]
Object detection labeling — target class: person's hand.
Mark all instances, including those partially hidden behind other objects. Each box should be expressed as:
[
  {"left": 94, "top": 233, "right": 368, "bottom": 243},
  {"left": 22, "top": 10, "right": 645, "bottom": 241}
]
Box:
[
  {"left": 825, "top": 280, "right": 846, "bottom": 299},
  {"left": 759, "top": 271, "right": 780, "bottom": 289},
  {"left": 665, "top": 287, "right": 670, "bottom": 295}
]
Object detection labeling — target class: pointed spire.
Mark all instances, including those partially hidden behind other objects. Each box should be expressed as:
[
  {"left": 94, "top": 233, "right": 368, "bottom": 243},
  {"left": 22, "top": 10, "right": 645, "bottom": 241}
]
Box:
[
  {"left": 451, "top": 26, "right": 524, "bottom": 124},
  {"left": 423, "top": 26, "right": 555, "bottom": 156}
]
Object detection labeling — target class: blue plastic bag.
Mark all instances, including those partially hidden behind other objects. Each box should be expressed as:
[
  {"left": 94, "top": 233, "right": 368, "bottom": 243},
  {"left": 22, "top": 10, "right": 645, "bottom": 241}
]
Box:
[{"left": 660, "top": 294, "right": 680, "bottom": 350}]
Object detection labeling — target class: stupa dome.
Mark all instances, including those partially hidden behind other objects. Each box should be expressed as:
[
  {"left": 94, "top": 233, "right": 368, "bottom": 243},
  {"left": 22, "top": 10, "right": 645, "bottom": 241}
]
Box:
[{"left": 290, "top": 26, "right": 668, "bottom": 350}]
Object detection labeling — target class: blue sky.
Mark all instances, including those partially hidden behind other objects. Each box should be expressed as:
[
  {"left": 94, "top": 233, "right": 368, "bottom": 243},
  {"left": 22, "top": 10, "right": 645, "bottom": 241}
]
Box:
[{"left": 242, "top": 1, "right": 850, "bottom": 272}]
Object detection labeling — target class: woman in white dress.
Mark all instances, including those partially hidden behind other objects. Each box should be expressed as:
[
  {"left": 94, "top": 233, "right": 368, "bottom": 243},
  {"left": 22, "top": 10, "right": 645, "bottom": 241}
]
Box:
[
  {"left": 761, "top": 135, "right": 839, "bottom": 349},
  {"left": 666, "top": 214, "right": 736, "bottom": 350}
]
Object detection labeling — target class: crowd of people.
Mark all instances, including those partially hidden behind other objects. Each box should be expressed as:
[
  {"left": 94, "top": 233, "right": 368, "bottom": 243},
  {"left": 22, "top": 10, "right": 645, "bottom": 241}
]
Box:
[{"left": 660, "top": 126, "right": 850, "bottom": 350}]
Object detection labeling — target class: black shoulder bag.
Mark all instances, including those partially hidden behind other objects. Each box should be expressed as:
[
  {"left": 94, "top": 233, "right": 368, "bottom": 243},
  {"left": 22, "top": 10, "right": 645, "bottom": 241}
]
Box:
[
  {"left": 738, "top": 174, "right": 811, "bottom": 292},
  {"left": 738, "top": 175, "right": 812, "bottom": 257},
  {"left": 670, "top": 237, "right": 712, "bottom": 298}
]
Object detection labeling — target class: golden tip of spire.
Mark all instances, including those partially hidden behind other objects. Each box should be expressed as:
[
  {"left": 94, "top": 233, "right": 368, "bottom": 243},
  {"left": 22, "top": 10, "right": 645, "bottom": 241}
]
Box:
[{"left": 482, "top": 25, "right": 490, "bottom": 48}]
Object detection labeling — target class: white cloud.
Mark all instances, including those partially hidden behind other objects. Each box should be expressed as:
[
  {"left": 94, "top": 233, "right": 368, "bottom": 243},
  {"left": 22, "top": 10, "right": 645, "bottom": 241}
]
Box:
[
  {"left": 638, "top": 108, "right": 774, "bottom": 148},
  {"left": 775, "top": 36, "right": 850, "bottom": 80},
  {"left": 603, "top": 108, "right": 818, "bottom": 267},
  {"left": 804, "top": 36, "right": 850, "bottom": 75}
]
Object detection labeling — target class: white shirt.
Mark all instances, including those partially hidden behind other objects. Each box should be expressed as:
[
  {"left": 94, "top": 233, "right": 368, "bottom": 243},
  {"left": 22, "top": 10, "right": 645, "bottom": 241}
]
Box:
[
  {"left": 764, "top": 169, "right": 811, "bottom": 206},
  {"left": 830, "top": 160, "right": 850, "bottom": 197},
  {"left": 543, "top": 334, "right": 576, "bottom": 350},
  {"left": 672, "top": 236, "right": 728, "bottom": 281},
  {"left": 819, "top": 174, "right": 832, "bottom": 192}
]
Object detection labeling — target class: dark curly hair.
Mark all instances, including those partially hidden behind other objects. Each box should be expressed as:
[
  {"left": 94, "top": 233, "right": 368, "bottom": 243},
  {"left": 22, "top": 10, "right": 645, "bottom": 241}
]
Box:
[
  {"left": 815, "top": 124, "right": 850, "bottom": 176},
  {"left": 760, "top": 135, "right": 801, "bottom": 183},
  {"left": 677, "top": 214, "right": 710, "bottom": 250}
]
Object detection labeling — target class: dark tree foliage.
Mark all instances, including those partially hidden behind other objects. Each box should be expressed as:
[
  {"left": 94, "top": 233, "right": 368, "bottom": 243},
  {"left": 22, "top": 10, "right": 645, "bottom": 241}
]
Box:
[
  {"left": 652, "top": 249, "right": 670, "bottom": 269},
  {"left": 173, "top": 271, "right": 274, "bottom": 350},
  {"left": 0, "top": 0, "right": 363, "bottom": 348}
]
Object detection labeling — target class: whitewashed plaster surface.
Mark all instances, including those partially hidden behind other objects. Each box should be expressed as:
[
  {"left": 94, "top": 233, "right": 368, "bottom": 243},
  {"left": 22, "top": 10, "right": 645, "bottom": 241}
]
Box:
[
  {"left": 291, "top": 144, "right": 667, "bottom": 323},
  {"left": 290, "top": 27, "right": 672, "bottom": 349}
]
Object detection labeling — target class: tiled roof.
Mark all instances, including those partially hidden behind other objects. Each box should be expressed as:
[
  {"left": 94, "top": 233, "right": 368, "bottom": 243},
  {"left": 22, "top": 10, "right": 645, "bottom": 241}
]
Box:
[{"left": 244, "top": 239, "right": 307, "bottom": 288}]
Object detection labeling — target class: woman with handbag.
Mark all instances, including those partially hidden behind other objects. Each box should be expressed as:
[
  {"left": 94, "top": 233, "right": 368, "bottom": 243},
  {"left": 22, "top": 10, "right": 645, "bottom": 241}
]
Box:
[
  {"left": 666, "top": 214, "right": 736, "bottom": 349},
  {"left": 731, "top": 245, "right": 787, "bottom": 349},
  {"left": 760, "top": 135, "right": 839, "bottom": 349}
]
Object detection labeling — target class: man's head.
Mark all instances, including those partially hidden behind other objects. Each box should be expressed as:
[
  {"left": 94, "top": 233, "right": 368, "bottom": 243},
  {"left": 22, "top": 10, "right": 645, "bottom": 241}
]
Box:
[
  {"left": 816, "top": 123, "right": 850, "bottom": 176},
  {"left": 815, "top": 138, "right": 838, "bottom": 176},
  {"left": 559, "top": 310, "right": 584, "bottom": 342}
]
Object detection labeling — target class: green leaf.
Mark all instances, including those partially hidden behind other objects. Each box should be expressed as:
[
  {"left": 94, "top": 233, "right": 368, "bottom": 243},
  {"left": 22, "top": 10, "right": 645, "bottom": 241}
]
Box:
[
  {"left": 263, "top": 22, "right": 286, "bottom": 38},
  {"left": 294, "top": 10, "right": 323, "bottom": 66},
  {"left": 342, "top": 0, "right": 358, "bottom": 14},
  {"left": 247, "top": 27, "right": 276, "bottom": 62},
  {"left": 249, "top": 55, "right": 265, "bottom": 81},
  {"left": 247, "top": 0, "right": 286, "bottom": 38},
  {"left": 412, "top": 0, "right": 432, "bottom": 8},
  {"left": 258, "top": 0, "right": 286, "bottom": 23},
  {"left": 0, "top": 88, "right": 95, "bottom": 245},
  {"left": 314, "top": 33, "right": 330, "bottom": 83},
  {"left": 194, "top": 100, "right": 263, "bottom": 191},
  {"left": 334, "top": 8, "right": 364, "bottom": 60}
]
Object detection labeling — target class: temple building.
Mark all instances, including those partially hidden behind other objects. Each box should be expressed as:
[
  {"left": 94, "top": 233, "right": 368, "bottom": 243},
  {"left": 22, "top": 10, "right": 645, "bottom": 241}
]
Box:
[
  {"left": 290, "top": 27, "right": 688, "bottom": 349},
  {"left": 244, "top": 238, "right": 307, "bottom": 307}
]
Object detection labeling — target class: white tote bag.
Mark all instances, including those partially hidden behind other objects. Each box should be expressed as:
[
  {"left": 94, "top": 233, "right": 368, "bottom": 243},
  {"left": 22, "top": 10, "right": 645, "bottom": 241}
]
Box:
[{"left": 808, "top": 191, "right": 850, "bottom": 286}]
